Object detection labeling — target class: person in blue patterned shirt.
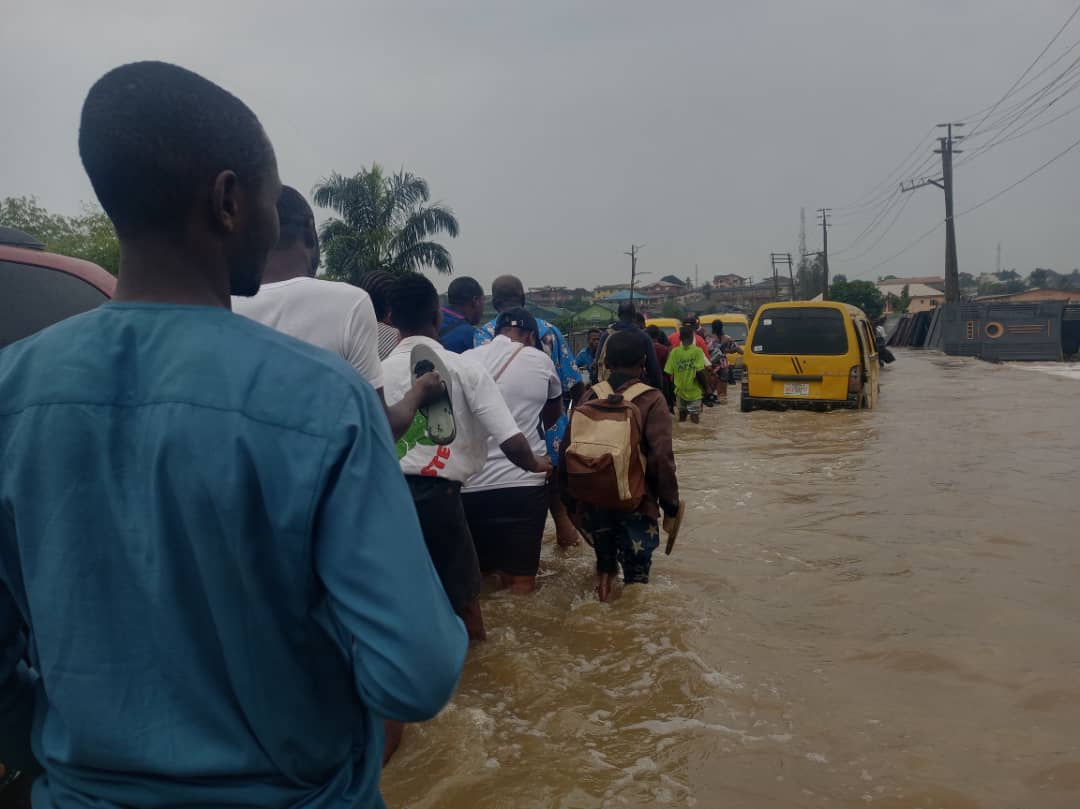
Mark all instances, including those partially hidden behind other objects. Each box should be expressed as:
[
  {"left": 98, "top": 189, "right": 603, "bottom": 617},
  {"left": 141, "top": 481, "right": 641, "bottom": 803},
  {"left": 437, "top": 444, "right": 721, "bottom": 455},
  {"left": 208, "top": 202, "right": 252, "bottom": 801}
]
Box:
[{"left": 475, "top": 275, "right": 584, "bottom": 547}]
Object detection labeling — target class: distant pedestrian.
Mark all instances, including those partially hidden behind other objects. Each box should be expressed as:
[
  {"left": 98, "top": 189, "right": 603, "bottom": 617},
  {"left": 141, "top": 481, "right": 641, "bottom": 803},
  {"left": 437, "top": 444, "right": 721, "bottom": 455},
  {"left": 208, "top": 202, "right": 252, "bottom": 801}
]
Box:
[
  {"left": 383, "top": 273, "right": 552, "bottom": 640},
  {"left": 646, "top": 324, "right": 675, "bottom": 412},
  {"left": 576, "top": 328, "right": 602, "bottom": 384},
  {"left": 665, "top": 325, "right": 710, "bottom": 423},
  {"left": 592, "top": 302, "right": 663, "bottom": 388},
  {"left": 358, "top": 270, "right": 402, "bottom": 360},
  {"left": 561, "top": 330, "right": 680, "bottom": 601},
  {"left": 668, "top": 315, "right": 708, "bottom": 352},
  {"left": 463, "top": 308, "right": 563, "bottom": 593},
  {"left": 476, "top": 275, "right": 584, "bottom": 547},
  {"left": 439, "top": 276, "right": 485, "bottom": 353}
]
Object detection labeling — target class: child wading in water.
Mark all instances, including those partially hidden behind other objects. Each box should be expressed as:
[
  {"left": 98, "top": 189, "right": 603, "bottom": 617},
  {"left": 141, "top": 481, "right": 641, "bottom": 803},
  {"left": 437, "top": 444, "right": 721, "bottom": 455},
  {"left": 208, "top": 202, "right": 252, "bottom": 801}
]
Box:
[
  {"left": 665, "top": 326, "right": 710, "bottom": 424},
  {"left": 560, "top": 331, "right": 681, "bottom": 601}
]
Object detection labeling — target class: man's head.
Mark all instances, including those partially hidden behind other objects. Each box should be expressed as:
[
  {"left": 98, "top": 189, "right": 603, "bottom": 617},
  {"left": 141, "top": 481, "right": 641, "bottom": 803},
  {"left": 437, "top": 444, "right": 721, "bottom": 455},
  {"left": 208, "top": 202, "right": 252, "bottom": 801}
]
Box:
[
  {"left": 495, "top": 307, "right": 539, "bottom": 347},
  {"left": 617, "top": 301, "right": 637, "bottom": 324},
  {"left": 78, "top": 61, "right": 281, "bottom": 297},
  {"left": 682, "top": 316, "right": 700, "bottom": 332},
  {"left": 389, "top": 272, "right": 441, "bottom": 339},
  {"left": 357, "top": 271, "right": 395, "bottom": 325},
  {"left": 587, "top": 328, "right": 602, "bottom": 353},
  {"left": 645, "top": 325, "right": 664, "bottom": 344},
  {"left": 491, "top": 275, "right": 526, "bottom": 312},
  {"left": 604, "top": 330, "right": 646, "bottom": 375},
  {"left": 447, "top": 277, "right": 485, "bottom": 325},
  {"left": 711, "top": 319, "right": 725, "bottom": 337},
  {"left": 679, "top": 325, "right": 695, "bottom": 346},
  {"left": 272, "top": 186, "right": 319, "bottom": 277}
]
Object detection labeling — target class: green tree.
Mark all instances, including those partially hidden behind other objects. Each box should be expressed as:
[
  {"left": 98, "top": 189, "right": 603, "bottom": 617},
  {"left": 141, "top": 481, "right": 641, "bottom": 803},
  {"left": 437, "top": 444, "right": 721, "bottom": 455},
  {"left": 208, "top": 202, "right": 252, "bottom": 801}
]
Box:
[
  {"left": 1029, "top": 268, "right": 1051, "bottom": 288},
  {"left": 661, "top": 300, "right": 684, "bottom": 318},
  {"left": 313, "top": 165, "right": 459, "bottom": 284},
  {"left": 795, "top": 254, "right": 824, "bottom": 299},
  {"left": 0, "top": 196, "right": 120, "bottom": 275},
  {"left": 897, "top": 284, "right": 911, "bottom": 313},
  {"left": 829, "top": 278, "right": 884, "bottom": 319}
]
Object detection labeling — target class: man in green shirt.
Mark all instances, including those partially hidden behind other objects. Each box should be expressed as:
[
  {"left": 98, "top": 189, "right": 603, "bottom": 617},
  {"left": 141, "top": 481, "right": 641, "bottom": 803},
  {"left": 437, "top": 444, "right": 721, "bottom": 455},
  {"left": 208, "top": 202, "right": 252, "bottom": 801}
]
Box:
[{"left": 663, "top": 326, "right": 710, "bottom": 424}]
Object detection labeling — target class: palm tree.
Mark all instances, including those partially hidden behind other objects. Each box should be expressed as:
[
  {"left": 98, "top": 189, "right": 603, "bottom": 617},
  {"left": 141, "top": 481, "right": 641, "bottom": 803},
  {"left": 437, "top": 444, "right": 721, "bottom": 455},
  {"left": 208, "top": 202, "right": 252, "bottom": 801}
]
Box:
[{"left": 312, "top": 165, "right": 460, "bottom": 283}]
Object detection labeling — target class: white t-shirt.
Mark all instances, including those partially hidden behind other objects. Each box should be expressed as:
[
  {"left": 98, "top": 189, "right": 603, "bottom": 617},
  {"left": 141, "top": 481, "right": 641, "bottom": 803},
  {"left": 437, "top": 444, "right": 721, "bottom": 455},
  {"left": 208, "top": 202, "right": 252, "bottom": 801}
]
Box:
[
  {"left": 233, "top": 277, "right": 383, "bottom": 390},
  {"left": 382, "top": 336, "right": 521, "bottom": 483},
  {"left": 463, "top": 336, "right": 561, "bottom": 492}
]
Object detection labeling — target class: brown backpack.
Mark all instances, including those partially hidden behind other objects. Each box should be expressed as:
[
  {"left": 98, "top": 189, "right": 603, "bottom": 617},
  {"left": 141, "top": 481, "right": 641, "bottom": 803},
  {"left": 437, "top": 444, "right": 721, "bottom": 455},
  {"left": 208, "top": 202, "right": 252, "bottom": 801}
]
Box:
[{"left": 564, "top": 381, "right": 651, "bottom": 511}]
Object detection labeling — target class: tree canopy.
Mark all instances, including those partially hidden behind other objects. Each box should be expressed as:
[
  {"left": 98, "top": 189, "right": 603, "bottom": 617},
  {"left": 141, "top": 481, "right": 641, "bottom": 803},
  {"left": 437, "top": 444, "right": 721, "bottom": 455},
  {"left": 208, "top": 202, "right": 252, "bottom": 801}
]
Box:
[
  {"left": 829, "top": 278, "right": 884, "bottom": 319},
  {"left": 0, "top": 196, "right": 119, "bottom": 275},
  {"left": 313, "top": 165, "right": 459, "bottom": 284}
]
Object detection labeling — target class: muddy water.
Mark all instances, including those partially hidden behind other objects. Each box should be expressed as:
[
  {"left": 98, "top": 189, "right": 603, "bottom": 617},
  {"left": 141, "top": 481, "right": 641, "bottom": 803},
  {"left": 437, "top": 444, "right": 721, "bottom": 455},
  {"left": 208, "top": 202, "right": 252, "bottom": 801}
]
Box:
[{"left": 382, "top": 350, "right": 1080, "bottom": 809}]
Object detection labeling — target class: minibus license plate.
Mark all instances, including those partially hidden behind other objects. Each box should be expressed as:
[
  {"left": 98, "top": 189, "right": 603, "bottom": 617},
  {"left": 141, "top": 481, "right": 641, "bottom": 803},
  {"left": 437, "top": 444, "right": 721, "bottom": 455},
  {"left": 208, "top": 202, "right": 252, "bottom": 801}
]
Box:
[{"left": 783, "top": 383, "right": 810, "bottom": 396}]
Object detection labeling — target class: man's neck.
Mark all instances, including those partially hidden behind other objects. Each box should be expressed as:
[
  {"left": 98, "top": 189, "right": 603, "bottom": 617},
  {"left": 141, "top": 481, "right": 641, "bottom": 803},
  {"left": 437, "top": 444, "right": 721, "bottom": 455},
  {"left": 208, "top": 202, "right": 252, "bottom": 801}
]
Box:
[
  {"left": 112, "top": 238, "right": 231, "bottom": 308},
  {"left": 260, "top": 248, "right": 310, "bottom": 285}
]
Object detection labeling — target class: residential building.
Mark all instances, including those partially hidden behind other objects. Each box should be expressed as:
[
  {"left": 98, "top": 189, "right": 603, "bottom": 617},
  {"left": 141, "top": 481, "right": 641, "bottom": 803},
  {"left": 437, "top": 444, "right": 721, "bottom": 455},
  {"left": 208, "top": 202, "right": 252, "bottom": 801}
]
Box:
[
  {"left": 878, "top": 282, "right": 945, "bottom": 314},
  {"left": 712, "top": 273, "right": 747, "bottom": 288},
  {"left": 975, "top": 288, "right": 1080, "bottom": 305}
]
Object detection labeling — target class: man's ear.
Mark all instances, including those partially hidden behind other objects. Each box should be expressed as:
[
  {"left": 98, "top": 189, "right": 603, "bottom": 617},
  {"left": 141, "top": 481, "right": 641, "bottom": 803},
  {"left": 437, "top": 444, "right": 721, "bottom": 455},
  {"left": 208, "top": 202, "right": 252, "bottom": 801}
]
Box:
[{"left": 210, "top": 170, "right": 240, "bottom": 234}]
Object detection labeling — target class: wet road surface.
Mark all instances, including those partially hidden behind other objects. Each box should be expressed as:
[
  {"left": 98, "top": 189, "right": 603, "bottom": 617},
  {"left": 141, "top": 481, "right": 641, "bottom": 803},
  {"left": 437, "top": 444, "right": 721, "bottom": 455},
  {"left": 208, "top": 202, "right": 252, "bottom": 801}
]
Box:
[{"left": 381, "top": 349, "right": 1080, "bottom": 809}]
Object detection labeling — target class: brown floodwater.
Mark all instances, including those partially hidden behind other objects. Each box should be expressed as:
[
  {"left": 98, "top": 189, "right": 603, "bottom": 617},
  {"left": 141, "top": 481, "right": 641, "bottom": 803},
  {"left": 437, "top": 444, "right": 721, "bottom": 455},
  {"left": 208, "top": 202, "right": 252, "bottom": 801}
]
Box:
[{"left": 381, "top": 350, "right": 1080, "bottom": 809}]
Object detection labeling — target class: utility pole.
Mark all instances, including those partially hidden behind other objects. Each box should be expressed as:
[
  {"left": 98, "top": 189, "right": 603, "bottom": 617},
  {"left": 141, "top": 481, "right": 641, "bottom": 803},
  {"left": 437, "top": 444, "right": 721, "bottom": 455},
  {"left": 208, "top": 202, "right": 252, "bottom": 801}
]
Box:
[
  {"left": 996, "top": 242, "right": 1002, "bottom": 275},
  {"left": 817, "top": 208, "right": 832, "bottom": 299},
  {"left": 770, "top": 253, "right": 794, "bottom": 300},
  {"left": 901, "top": 122, "right": 964, "bottom": 303},
  {"left": 625, "top": 244, "right": 645, "bottom": 305}
]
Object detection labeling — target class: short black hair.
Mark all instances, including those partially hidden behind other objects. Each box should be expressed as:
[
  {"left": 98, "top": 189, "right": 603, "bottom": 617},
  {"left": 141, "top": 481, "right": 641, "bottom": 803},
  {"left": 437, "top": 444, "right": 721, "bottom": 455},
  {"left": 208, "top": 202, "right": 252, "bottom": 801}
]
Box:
[
  {"left": 679, "top": 325, "right": 695, "bottom": 343},
  {"left": 389, "top": 272, "right": 439, "bottom": 333},
  {"left": 277, "top": 186, "right": 319, "bottom": 273},
  {"left": 711, "top": 319, "right": 725, "bottom": 336},
  {"left": 617, "top": 301, "right": 637, "bottom": 319},
  {"left": 495, "top": 307, "right": 539, "bottom": 336},
  {"left": 605, "top": 330, "right": 645, "bottom": 369},
  {"left": 447, "top": 276, "right": 483, "bottom": 305},
  {"left": 491, "top": 275, "right": 525, "bottom": 309},
  {"left": 645, "top": 325, "right": 663, "bottom": 342},
  {"left": 357, "top": 270, "right": 395, "bottom": 321},
  {"left": 587, "top": 328, "right": 602, "bottom": 337},
  {"left": 79, "top": 61, "right": 275, "bottom": 237}
]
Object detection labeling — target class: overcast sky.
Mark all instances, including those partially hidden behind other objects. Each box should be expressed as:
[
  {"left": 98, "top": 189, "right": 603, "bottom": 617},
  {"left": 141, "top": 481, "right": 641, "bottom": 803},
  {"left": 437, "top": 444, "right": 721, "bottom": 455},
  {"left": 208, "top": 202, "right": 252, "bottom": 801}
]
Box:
[{"left": 3, "top": 0, "right": 1079, "bottom": 291}]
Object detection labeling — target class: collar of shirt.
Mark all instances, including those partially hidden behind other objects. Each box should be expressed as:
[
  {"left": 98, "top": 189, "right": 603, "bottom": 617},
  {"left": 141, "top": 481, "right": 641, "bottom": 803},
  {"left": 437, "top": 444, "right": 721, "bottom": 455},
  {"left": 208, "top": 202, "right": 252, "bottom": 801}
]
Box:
[{"left": 391, "top": 334, "right": 443, "bottom": 355}]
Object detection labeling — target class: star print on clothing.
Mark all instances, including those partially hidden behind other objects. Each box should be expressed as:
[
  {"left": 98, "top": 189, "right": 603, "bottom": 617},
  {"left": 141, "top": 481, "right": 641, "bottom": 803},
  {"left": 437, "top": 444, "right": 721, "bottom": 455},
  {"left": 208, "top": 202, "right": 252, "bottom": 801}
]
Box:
[
  {"left": 631, "top": 539, "right": 644, "bottom": 553},
  {"left": 645, "top": 524, "right": 659, "bottom": 539}
]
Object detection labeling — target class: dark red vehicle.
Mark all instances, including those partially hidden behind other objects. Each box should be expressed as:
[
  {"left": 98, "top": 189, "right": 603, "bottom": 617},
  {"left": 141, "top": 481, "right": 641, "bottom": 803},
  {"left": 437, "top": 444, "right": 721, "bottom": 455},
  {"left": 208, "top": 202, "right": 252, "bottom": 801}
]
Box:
[
  {"left": 0, "top": 227, "right": 114, "bottom": 806},
  {"left": 0, "top": 226, "right": 116, "bottom": 349}
]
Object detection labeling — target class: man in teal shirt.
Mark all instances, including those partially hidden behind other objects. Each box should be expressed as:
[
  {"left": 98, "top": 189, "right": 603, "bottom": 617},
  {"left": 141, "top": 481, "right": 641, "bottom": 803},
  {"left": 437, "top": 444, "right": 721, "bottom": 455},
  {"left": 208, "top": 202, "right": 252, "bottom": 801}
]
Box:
[{"left": 0, "top": 61, "right": 466, "bottom": 809}]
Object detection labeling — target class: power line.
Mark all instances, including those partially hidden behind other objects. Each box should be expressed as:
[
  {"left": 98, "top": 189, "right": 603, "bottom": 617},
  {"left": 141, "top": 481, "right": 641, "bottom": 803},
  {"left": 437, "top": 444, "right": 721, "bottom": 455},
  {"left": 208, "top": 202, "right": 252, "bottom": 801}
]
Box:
[
  {"left": 833, "top": 193, "right": 915, "bottom": 264},
  {"left": 963, "top": 0, "right": 1080, "bottom": 139},
  {"left": 957, "top": 130, "right": 1080, "bottom": 217},
  {"left": 834, "top": 130, "right": 937, "bottom": 212},
  {"left": 866, "top": 221, "right": 944, "bottom": 274}
]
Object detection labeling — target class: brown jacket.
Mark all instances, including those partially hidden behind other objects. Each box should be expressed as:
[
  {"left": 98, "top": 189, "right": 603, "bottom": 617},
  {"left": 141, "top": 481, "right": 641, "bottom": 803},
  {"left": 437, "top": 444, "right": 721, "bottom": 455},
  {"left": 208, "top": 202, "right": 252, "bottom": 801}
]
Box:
[{"left": 560, "top": 379, "right": 679, "bottom": 520}]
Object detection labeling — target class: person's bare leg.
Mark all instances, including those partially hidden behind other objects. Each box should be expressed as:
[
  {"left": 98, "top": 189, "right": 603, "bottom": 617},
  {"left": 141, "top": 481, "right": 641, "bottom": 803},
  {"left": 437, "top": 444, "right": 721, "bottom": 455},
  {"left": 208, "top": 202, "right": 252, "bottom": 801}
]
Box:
[
  {"left": 383, "top": 720, "right": 404, "bottom": 766},
  {"left": 459, "top": 598, "right": 487, "bottom": 641},
  {"left": 678, "top": 411, "right": 688, "bottom": 423},
  {"left": 548, "top": 479, "right": 580, "bottom": 548},
  {"left": 596, "top": 572, "right": 614, "bottom": 602},
  {"left": 505, "top": 574, "right": 536, "bottom": 593},
  {"left": 691, "top": 413, "right": 700, "bottom": 424}
]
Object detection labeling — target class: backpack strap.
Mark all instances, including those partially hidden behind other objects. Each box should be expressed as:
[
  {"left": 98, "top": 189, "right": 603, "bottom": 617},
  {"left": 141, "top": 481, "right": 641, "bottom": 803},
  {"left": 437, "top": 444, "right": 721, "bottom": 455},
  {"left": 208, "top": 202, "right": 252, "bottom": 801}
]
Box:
[
  {"left": 621, "top": 383, "right": 652, "bottom": 402},
  {"left": 493, "top": 343, "right": 527, "bottom": 382},
  {"left": 591, "top": 380, "right": 614, "bottom": 399}
]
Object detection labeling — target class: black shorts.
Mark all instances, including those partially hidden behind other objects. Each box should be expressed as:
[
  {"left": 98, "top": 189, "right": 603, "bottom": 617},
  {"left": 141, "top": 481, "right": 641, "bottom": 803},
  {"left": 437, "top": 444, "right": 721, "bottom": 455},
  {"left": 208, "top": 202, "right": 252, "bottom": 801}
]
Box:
[
  {"left": 405, "top": 476, "right": 482, "bottom": 613},
  {"left": 462, "top": 485, "right": 548, "bottom": 578}
]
